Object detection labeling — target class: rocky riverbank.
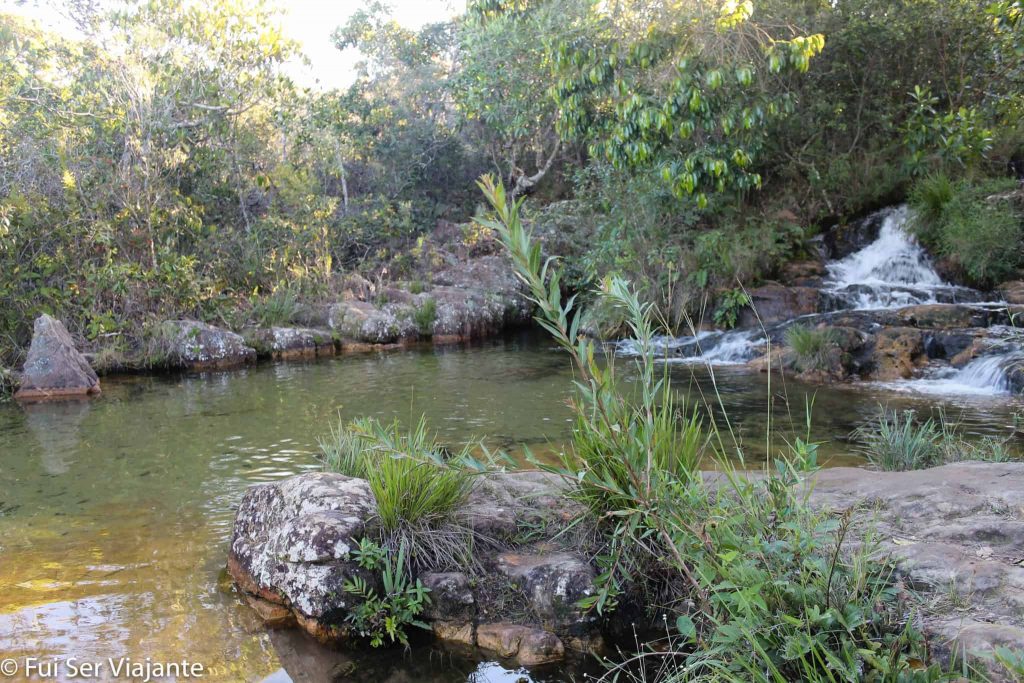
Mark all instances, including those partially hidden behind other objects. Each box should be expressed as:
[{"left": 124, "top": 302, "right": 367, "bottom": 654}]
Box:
[
  {"left": 4, "top": 251, "right": 532, "bottom": 400},
  {"left": 228, "top": 462, "right": 1024, "bottom": 677}
]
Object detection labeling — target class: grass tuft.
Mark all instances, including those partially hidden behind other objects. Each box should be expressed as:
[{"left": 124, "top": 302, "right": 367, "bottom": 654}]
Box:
[
  {"left": 784, "top": 324, "right": 841, "bottom": 373},
  {"left": 320, "top": 415, "right": 477, "bottom": 571}
]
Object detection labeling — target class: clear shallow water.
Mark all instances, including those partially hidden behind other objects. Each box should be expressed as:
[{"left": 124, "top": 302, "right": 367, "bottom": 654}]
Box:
[{"left": 0, "top": 330, "right": 1020, "bottom": 681}]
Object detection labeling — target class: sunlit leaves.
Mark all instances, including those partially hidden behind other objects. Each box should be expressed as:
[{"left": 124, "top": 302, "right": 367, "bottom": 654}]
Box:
[{"left": 548, "top": 0, "right": 823, "bottom": 207}]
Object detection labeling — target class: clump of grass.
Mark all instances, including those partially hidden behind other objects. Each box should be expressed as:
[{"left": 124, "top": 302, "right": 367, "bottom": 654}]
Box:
[
  {"left": 0, "top": 366, "right": 15, "bottom": 400},
  {"left": 909, "top": 171, "right": 954, "bottom": 232},
  {"left": 413, "top": 298, "right": 436, "bottom": 336},
  {"left": 784, "top": 324, "right": 841, "bottom": 373},
  {"left": 408, "top": 280, "right": 427, "bottom": 295},
  {"left": 251, "top": 289, "right": 300, "bottom": 327},
  {"left": 853, "top": 409, "right": 942, "bottom": 471},
  {"left": 854, "top": 408, "right": 1018, "bottom": 471},
  {"left": 319, "top": 415, "right": 477, "bottom": 571}
]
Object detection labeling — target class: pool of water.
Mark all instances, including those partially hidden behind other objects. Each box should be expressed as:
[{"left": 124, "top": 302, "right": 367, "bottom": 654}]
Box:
[{"left": 0, "top": 329, "right": 1020, "bottom": 681}]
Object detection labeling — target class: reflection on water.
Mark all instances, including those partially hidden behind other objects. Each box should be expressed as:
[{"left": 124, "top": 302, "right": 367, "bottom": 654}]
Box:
[{"left": 0, "top": 329, "right": 1020, "bottom": 681}]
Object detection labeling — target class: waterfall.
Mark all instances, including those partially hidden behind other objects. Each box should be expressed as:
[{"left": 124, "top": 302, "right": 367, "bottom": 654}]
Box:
[
  {"left": 616, "top": 329, "right": 760, "bottom": 365},
  {"left": 822, "top": 206, "right": 974, "bottom": 310},
  {"left": 881, "top": 352, "right": 1024, "bottom": 397}
]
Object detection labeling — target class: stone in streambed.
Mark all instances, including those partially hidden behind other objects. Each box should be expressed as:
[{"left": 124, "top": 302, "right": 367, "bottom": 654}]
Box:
[
  {"left": 227, "top": 472, "right": 378, "bottom": 642},
  {"left": 476, "top": 623, "right": 565, "bottom": 665},
  {"left": 15, "top": 314, "right": 100, "bottom": 401}
]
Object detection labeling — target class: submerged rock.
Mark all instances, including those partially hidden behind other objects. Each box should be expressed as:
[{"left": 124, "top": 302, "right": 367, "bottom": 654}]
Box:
[
  {"left": 160, "top": 320, "right": 256, "bottom": 370},
  {"left": 15, "top": 314, "right": 100, "bottom": 401}
]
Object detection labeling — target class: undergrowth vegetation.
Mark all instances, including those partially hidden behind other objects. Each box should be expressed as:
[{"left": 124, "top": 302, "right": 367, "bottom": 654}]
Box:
[
  {"left": 909, "top": 174, "right": 1024, "bottom": 288},
  {"left": 476, "top": 176, "right": 986, "bottom": 682}
]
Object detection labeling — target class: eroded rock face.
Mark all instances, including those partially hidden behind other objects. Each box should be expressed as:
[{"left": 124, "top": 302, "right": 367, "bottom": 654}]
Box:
[
  {"left": 806, "top": 463, "right": 1024, "bottom": 673},
  {"left": 495, "top": 550, "right": 599, "bottom": 646},
  {"left": 15, "top": 314, "right": 100, "bottom": 401},
  {"left": 161, "top": 320, "right": 256, "bottom": 370},
  {"left": 867, "top": 326, "right": 926, "bottom": 379}
]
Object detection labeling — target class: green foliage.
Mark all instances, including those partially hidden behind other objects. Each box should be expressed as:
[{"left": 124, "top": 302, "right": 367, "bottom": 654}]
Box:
[
  {"left": 320, "top": 415, "right": 477, "bottom": 570},
  {"left": 785, "top": 324, "right": 841, "bottom": 373},
  {"left": 909, "top": 176, "right": 1023, "bottom": 288},
  {"left": 712, "top": 288, "right": 751, "bottom": 330},
  {"left": 413, "top": 298, "right": 437, "bottom": 336},
  {"left": 478, "top": 177, "right": 962, "bottom": 681},
  {"left": 251, "top": 289, "right": 300, "bottom": 328},
  {"left": 903, "top": 86, "right": 993, "bottom": 175},
  {"left": 549, "top": 0, "right": 824, "bottom": 207},
  {"left": 342, "top": 539, "right": 431, "bottom": 648}
]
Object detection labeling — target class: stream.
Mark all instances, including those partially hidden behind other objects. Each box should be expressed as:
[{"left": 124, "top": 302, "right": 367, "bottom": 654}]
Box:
[{"left": 1, "top": 208, "right": 1022, "bottom": 682}]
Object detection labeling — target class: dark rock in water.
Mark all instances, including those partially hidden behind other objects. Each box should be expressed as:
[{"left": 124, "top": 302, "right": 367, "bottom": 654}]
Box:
[
  {"left": 821, "top": 209, "right": 888, "bottom": 260},
  {"left": 494, "top": 550, "right": 599, "bottom": 648},
  {"left": 736, "top": 283, "right": 820, "bottom": 328},
  {"left": 15, "top": 314, "right": 100, "bottom": 401},
  {"left": 476, "top": 623, "right": 565, "bottom": 665},
  {"left": 160, "top": 320, "right": 257, "bottom": 370},
  {"left": 420, "top": 572, "right": 475, "bottom": 623}
]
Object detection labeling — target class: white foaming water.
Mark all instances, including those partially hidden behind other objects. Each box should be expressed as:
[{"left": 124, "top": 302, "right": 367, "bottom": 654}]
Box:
[
  {"left": 617, "top": 330, "right": 760, "bottom": 366},
  {"left": 824, "top": 206, "right": 948, "bottom": 310},
  {"left": 877, "top": 353, "right": 1023, "bottom": 397}
]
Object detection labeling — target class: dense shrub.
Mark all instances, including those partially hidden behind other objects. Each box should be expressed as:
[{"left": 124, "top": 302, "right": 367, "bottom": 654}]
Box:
[{"left": 910, "top": 176, "right": 1024, "bottom": 288}]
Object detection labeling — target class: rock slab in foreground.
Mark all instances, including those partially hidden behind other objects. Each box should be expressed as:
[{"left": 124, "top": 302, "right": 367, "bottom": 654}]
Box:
[
  {"left": 806, "top": 462, "right": 1024, "bottom": 670},
  {"left": 15, "top": 314, "right": 100, "bottom": 401}
]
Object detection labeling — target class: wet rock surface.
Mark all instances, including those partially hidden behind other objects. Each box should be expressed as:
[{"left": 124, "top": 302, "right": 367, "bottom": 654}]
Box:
[
  {"left": 242, "top": 327, "right": 337, "bottom": 360},
  {"left": 15, "top": 314, "right": 101, "bottom": 401}
]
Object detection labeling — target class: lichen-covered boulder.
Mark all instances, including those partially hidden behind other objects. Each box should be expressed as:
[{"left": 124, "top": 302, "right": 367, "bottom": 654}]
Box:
[
  {"left": 243, "top": 327, "right": 337, "bottom": 360},
  {"left": 322, "top": 300, "right": 419, "bottom": 345},
  {"left": 430, "top": 255, "right": 531, "bottom": 342},
  {"left": 15, "top": 314, "right": 100, "bottom": 401},
  {"left": 161, "top": 320, "right": 256, "bottom": 370},
  {"left": 227, "top": 472, "right": 378, "bottom": 643}
]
